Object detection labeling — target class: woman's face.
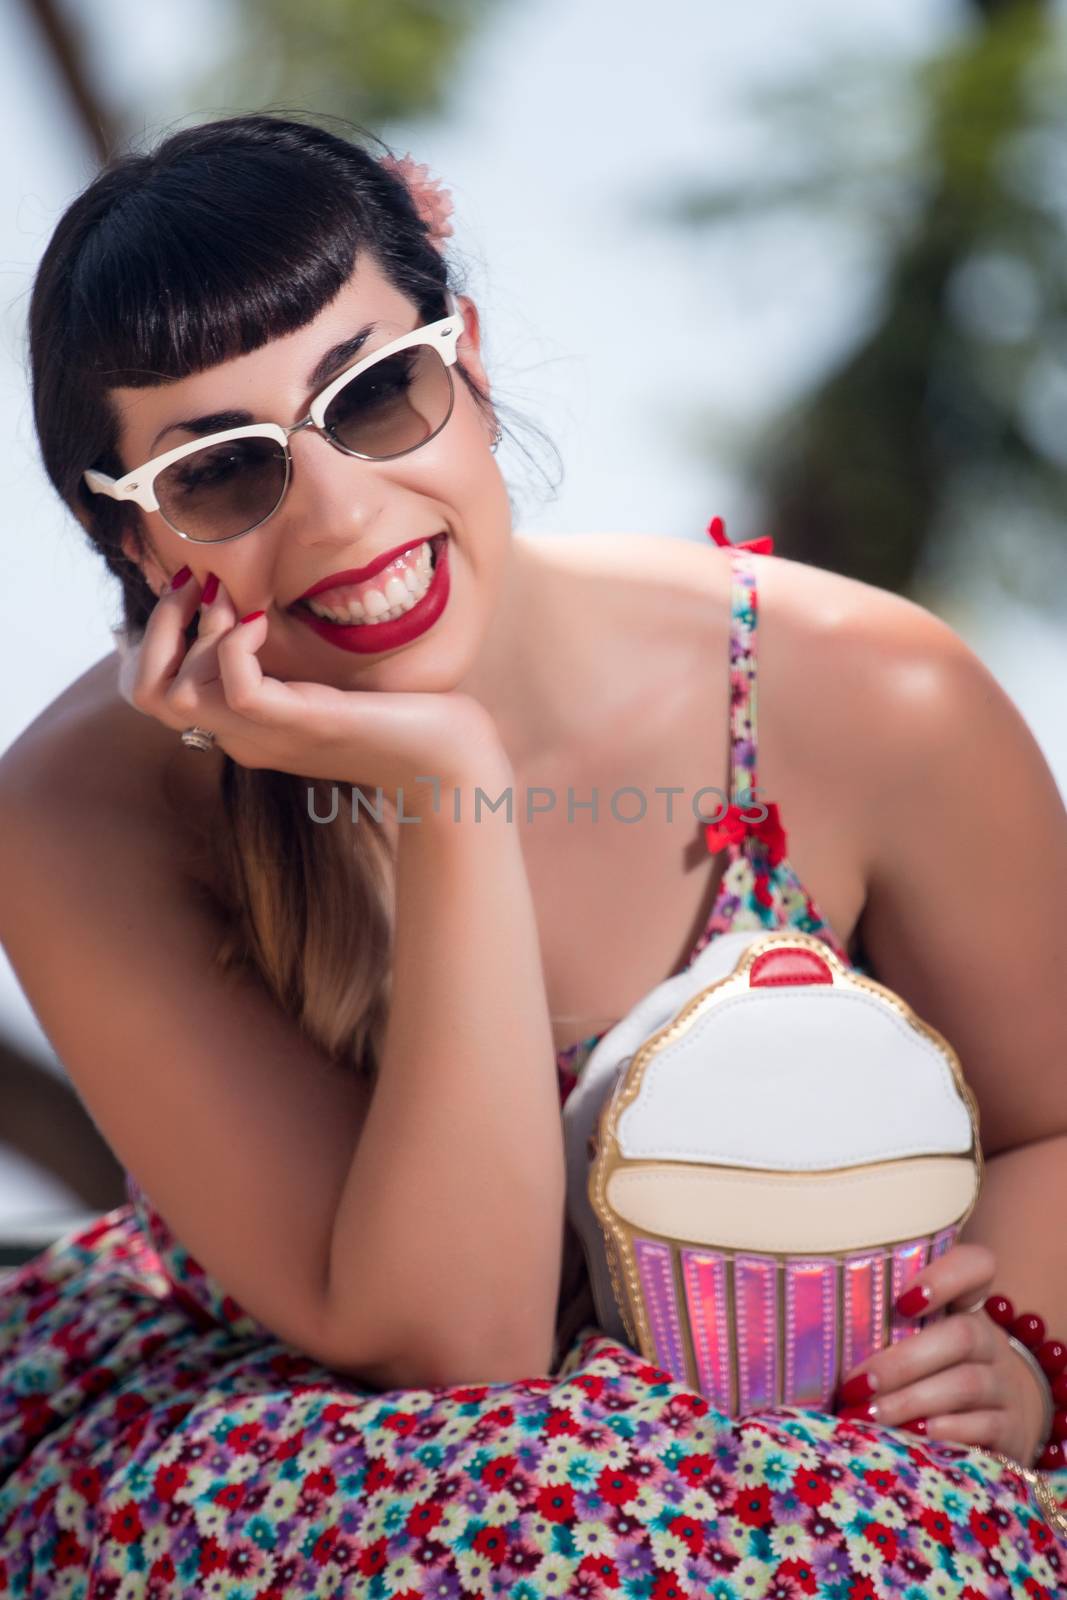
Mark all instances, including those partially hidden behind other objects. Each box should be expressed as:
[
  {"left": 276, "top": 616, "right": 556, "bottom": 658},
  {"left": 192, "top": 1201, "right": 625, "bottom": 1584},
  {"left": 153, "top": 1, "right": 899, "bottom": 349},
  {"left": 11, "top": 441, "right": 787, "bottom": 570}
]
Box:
[{"left": 110, "top": 254, "right": 512, "bottom": 694}]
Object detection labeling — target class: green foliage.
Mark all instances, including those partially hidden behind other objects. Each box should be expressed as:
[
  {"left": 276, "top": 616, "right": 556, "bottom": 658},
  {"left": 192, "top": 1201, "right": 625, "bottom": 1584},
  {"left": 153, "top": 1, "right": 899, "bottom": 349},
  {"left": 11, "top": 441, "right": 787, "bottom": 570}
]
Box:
[
  {"left": 641, "top": 0, "right": 1067, "bottom": 610},
  {"left": 206, "top": 0, "right": 502, "bottom": 128}
]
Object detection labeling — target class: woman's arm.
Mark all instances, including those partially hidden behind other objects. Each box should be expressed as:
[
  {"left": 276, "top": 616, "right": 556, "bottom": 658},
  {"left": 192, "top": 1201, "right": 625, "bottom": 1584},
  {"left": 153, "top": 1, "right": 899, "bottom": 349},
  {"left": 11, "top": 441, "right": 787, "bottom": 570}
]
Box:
[
  {"left": 96, "top": 572, "right": 565, "bottom": 1388},
  {"left": 841, "top": 601, "right": 1067, "bottom": 1455},
  {"left": 324, "top": 755, "right": 566, "bottom": 1388}
]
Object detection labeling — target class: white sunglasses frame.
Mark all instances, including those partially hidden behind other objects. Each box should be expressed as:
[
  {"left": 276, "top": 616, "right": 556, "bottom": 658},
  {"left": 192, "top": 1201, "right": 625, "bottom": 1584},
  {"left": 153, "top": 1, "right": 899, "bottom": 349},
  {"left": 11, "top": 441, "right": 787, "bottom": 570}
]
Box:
[{"left": 82, "top": 292, "right": 466, "bottom": 544}]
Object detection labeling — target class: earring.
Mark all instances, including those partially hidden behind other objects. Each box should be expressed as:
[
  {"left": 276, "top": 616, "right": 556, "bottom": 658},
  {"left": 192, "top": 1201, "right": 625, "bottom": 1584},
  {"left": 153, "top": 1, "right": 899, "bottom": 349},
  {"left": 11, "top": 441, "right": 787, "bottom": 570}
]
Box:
[{"left": 489, "top": 423, "right": 503, "bottom": 454}]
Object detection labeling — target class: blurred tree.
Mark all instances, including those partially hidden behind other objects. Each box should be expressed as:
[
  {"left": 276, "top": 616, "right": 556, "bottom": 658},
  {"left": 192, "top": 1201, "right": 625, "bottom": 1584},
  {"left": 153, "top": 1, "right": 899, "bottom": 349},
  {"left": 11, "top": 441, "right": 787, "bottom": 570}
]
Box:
[
  {"left": 202, "top": 0, "right": 502, "bottom": 129},
  {"left": 646, "top": 0, "right": 1067, "bottom": 612},
  {"left": 22, "top": 0, "right": 118, "bottom": 160},
  {"left": 27, "top": 0, "right": 502, "bottom": 168}
]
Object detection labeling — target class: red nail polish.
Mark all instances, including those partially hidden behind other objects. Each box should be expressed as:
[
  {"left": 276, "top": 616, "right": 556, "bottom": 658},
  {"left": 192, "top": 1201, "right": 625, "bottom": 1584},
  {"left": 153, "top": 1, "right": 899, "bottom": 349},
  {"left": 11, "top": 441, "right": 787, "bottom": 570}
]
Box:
[
  {"left": 837, "top": 1371, "right": 878, "bottom": 1408},
  {"left": 895, "top": 1283, "right": 931, "bottom": 1318},
  {"left": 837, "top": 1402, "right": 878, "bottom": 1423},
  {"left": 904, "top": 1417, "right": 928, "bottom": 1435},
  {"left": 201, "top": 572, "right": 220, "bottom": 605},
  {"left": 239, "top": 610, "right": 265, "bottom": 625},
  {"left": 169, "top": 565, "right": 192, "bottom": 591}
]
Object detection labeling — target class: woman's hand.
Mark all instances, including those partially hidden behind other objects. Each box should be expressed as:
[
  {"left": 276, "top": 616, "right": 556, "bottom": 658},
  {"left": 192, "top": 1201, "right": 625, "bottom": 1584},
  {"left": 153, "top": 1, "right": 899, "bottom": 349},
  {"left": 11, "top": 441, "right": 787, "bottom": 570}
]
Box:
[
  {"left": 118, "top": 569, "right": 508, "bottom": 805},
  {"left": 833, "top": 1243, "right": 1049, "bottom": 1465}
]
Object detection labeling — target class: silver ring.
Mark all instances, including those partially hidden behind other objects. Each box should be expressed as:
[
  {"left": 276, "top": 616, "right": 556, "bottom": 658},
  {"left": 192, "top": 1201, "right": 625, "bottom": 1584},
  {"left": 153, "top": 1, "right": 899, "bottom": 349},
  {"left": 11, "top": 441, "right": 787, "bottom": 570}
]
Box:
[
  {"left": 180, "top": 726, "right": 217, "bottom": 752},
  {"left": 958, "top": 1297, "right": 988, "bottom": 1316}
]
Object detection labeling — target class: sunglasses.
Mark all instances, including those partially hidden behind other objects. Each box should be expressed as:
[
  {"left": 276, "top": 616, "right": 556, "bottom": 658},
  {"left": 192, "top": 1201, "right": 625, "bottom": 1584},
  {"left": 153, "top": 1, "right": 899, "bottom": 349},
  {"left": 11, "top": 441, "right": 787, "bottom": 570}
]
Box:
[{"left": 82, "top": 294, "right": 466, "bottom": 544}]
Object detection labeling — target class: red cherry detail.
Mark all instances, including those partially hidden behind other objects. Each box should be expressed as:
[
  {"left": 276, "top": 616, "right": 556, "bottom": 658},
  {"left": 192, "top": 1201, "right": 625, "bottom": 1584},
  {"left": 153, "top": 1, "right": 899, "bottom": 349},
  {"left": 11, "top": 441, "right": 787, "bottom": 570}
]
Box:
[
  {"left": 1011, "top": 1313, "right": 1046, "bottom": 1350},
  {"left": 1052, "top": 1409, "right": 1067, "bottom": 1443},
  {"left": 983, "top": 1295, "right": 1014, "bottom": 1328},
  {"left": 1036, "top": 1339, "right": 1067, "bottom": 1377},
  {"left": 1053, "top": 1371, "right": 1067, "bottom": 1408},
  {"left": 1037, "top": 1439, "right": 1065, "bottom": 1472}
]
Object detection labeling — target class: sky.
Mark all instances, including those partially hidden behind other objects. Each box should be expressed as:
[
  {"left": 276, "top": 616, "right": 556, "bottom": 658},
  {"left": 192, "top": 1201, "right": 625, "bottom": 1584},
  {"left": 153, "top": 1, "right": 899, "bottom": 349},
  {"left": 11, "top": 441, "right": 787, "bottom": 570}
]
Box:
[{"left": 0, "top": 0, "right": 1064, "bottom": 1216}]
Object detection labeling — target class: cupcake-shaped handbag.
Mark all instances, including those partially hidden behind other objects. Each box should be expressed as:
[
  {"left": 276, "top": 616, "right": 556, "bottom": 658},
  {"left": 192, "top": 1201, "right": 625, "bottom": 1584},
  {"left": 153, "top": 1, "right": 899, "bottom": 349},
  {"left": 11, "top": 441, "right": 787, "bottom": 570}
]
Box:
[{"left": 562, "top": 928, "right": 982, "bottom": 1416}]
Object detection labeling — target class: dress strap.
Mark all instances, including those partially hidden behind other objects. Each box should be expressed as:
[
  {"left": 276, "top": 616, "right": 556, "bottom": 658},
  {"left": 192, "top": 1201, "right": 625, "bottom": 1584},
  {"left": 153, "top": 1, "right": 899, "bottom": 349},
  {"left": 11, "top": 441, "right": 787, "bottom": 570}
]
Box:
[{"left": 726, "top": 546, "right": 760, "bottom": 808}]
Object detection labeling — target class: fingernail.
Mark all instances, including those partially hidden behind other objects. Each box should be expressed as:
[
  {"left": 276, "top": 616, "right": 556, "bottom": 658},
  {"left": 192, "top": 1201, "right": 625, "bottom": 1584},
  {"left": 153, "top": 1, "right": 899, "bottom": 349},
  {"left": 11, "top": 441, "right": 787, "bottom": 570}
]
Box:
[
  {"left": 904, "top": 1417, "right": 927, "bottom": 1435},
  {"left": 239, "top": 610, "right": 265, "bottom": 625},
  {"left": 169, "top": 565, "right": 192, "bottom": 592},
  {"left": 837, "top": 1371, "right": 878, "bottom": 1408},
  {"left": 895, "top": 1283, "right": 931, "bottom": 1318},
  {"left": 837, "top": 1402, "right": 879, "bottom": 1423},
  {"left": 201, "top": 572, "right": 220, "bottom": 606}
]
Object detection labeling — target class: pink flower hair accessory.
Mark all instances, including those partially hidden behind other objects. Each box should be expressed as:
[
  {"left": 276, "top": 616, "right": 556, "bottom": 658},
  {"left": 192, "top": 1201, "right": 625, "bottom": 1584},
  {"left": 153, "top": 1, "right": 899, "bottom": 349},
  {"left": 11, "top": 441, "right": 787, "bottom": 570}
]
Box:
[{"left": 379, "top": 153, "right": 455, "bottom": 253}]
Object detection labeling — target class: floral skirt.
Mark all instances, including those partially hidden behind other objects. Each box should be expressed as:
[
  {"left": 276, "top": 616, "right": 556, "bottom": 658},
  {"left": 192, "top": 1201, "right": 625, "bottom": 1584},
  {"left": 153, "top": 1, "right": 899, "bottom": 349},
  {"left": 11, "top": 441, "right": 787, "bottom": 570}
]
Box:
[{"left": 1, "top": 1208, "right": 1065, "bottom": 1599}]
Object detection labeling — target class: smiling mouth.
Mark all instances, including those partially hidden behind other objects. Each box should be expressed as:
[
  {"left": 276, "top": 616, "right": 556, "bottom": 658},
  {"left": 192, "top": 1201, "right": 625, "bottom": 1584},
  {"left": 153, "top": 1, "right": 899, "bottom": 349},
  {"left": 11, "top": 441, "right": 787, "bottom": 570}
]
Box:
[{"left": 288, "top": 532, "right": 446, "bottom": 626}]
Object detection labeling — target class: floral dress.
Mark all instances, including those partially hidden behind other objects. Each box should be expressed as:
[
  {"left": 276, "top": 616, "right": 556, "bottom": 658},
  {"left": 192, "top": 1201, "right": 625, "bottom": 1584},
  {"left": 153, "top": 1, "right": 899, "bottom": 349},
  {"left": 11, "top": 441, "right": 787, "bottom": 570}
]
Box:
[{"left": 0, "top": 541, "right": 1064, "bottom": 1598}]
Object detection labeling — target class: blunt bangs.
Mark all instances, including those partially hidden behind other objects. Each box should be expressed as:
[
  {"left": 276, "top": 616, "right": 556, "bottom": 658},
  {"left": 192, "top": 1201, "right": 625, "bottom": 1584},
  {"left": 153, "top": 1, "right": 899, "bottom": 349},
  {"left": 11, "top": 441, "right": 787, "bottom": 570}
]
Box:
[{"left": 67, "top": 146, "right": 383, "bottom": 388}]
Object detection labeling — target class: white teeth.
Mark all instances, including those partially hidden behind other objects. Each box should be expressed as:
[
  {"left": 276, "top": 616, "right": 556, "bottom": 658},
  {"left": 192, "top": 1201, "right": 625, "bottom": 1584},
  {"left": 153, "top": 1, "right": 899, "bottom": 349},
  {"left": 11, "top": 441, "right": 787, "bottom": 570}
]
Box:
[{"left": 302, "top": 536, "right": 440, "bottom": 623}]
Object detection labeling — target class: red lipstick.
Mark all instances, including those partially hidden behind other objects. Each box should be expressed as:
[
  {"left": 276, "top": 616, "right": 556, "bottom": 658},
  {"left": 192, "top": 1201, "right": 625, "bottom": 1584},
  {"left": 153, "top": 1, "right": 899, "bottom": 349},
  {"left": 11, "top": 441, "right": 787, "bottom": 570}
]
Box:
[
  {"left": 292, "top": 533, "right": 446, "bottom": 604},
  {"left": 289, "top": 532, "right": 450, "bottom": 656}
]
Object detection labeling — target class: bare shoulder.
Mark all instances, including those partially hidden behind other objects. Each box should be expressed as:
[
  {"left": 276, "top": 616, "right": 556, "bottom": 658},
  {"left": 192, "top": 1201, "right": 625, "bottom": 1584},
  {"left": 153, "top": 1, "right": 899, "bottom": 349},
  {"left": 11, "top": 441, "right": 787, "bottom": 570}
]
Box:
[
  {"left": 751, "top": 546, "right": 979, "bottom": 697},
  {"left": 750, "top": 547, "right": 1010, "bottom": 764},
  {"left": 550, "top": 527, "right": 970, "bottom": 686},
  {"left": 0, "top": 649, "right": 221, "bottom": 859}
]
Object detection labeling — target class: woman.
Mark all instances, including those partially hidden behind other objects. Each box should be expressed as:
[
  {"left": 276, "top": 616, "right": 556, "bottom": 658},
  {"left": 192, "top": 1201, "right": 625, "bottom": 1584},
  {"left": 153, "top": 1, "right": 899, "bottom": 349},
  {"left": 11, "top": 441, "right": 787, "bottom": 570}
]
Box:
[{"left": 0, "top": 112, "right": 1064, "bottom": 1597}]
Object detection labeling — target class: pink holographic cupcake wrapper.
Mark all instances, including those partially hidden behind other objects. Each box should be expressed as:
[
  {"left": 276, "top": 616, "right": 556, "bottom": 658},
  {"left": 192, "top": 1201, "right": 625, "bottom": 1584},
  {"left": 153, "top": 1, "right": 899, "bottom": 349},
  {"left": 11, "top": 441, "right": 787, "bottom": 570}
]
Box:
[
  {"left": 922, "top": 1226, "right": 960, "bottom": 1327},
  {"left": 889, "top": 1240, "right": 930, "bottom": 1342},
  {"left": 930, "top": 1224, "right": 959, "bottom": 1260},
  {"left": 624, "top": 1230, "right": 950, "bottom": 1414},
  {"left": 734, "top": 1255, "right": 778, "bottom": 1414},
  {"left": 681, "top": 1248, "right": 731, "bottom": 1411},
  {"left": 784, "top": 1258, "right": 837, "bottom": 1408},
  {"left": 842, "top": 1251, "right": 887, "bottom": 1375},
  {"left": 633, "top": 1236, "right": 688, "bottom": 1382}
]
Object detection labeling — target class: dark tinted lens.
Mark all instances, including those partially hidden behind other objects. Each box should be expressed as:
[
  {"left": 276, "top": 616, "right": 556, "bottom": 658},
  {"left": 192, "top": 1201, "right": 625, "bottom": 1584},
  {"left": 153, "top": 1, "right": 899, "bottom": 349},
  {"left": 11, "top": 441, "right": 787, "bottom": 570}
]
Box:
[
  {"left": 155, "top": 436, "right": 287, "bottom": 541},
  {"left": 324, "top": 345, "right": 453, "bottom": 458}
]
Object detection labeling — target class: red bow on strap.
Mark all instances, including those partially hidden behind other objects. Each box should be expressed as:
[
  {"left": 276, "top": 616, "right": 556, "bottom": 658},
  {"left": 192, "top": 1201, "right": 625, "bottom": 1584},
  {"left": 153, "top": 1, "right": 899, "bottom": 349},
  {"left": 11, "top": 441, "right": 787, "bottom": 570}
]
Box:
[
  {"left": 704, "top": 801, "right": 787, "bottom": 867},
  {"left": 706, "top": 514, "right": 774, "bottom": 556}
]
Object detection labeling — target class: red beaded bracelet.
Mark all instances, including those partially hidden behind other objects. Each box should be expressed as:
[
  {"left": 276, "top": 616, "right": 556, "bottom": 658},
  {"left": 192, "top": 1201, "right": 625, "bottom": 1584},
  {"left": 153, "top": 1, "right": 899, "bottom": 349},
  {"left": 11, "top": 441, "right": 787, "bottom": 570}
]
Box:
[{"left": 984, "top": 1293, "right": 1067, "bottom": 1472}]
